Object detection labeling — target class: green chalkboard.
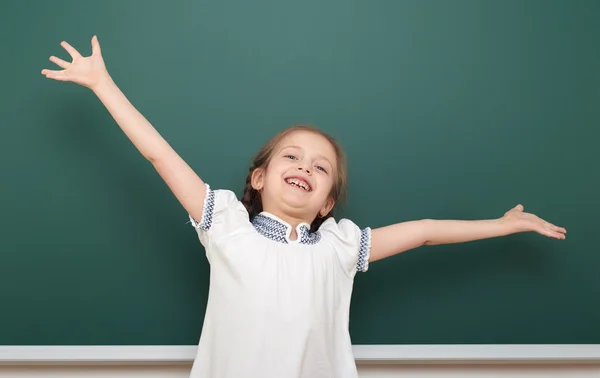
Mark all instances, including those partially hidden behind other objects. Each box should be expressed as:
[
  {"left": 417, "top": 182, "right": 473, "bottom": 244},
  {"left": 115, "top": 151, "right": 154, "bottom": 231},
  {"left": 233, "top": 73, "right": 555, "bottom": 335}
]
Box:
[{"left": 1, "top": 0, "right": 598, "bottom": 346}]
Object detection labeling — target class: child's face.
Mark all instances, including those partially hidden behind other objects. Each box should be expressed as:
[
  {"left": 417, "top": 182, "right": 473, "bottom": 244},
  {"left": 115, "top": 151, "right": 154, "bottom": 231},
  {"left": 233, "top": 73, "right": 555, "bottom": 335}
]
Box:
[{"left": 255, "top": 130, "right": 337, "bottom": 221}]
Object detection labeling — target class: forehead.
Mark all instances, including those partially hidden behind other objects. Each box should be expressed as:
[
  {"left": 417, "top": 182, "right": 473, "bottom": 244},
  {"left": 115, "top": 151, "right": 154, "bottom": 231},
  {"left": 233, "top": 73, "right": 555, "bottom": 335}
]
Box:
[{"left": 277, "top": 130, "right": 337, "bottom": 160}]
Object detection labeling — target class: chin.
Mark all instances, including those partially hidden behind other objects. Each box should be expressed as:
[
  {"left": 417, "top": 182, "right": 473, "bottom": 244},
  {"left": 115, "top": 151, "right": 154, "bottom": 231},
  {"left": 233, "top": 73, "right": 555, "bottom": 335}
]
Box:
[
  {"left": 281, "top": 194, "right": 309, "bottom": 209},
  {"left": 278, "top": 193, "right": 313, "bottom": 212}
]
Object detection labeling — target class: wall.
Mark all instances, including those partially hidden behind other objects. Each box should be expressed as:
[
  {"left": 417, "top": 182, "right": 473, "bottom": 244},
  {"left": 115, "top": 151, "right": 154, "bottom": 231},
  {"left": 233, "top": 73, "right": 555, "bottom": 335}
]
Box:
[{"left": 1, "top": 363, "right": 600, "bottom": 377}]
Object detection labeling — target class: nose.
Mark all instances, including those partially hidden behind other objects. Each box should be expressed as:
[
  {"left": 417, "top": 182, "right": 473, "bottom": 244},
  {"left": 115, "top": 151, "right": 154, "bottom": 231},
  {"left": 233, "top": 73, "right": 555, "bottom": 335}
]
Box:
[{"left": 297, "top": 164, "right": 311, "bottom": 174}]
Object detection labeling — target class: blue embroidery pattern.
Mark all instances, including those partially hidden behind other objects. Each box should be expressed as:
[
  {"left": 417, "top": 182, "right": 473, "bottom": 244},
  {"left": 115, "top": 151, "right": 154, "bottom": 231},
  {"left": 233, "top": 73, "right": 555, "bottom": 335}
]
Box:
[
  {"left": 252, "top": 214, "right": 321, "bottom": 245},
  {"left": 189, "top": 184, "right": 215, "bottom": 231},
  {"left": 298, "top": 224, "right": 322, "bottom": 245},
  {"left": 251, "top": 214, "right": 289, "bottom": 243},
  {"left": 357, "top": 227, "right": 371, "bottom": 272}
]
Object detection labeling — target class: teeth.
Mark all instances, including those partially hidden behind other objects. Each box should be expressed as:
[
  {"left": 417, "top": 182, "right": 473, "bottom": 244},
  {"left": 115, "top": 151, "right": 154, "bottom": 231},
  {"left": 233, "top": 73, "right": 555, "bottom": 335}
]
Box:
[{"left": 286, "top": 178, "right": 310, "bottom": 191}]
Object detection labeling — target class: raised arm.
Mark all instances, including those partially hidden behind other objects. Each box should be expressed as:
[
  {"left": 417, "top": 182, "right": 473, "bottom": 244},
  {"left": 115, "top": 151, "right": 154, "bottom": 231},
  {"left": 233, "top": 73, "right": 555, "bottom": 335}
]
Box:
[
  {"left": 41, "top": 36, "right": 206, "bottom": 222},
  {"left": 369, "top": 204, "right": 567, "bottom": 263}
]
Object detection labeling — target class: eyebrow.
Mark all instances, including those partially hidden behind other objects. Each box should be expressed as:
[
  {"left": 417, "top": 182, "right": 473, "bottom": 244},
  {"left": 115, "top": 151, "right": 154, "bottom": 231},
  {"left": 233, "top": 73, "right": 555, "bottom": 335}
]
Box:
[{"left": 281, "top": 145, "right": 333, "bottom": 166}]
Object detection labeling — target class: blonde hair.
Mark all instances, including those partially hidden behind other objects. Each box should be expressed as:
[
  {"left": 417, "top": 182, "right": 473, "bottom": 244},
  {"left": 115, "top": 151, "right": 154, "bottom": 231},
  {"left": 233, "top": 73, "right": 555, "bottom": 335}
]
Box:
[{"left": 241, "top": 125, "right": 348, "bottom": 231}]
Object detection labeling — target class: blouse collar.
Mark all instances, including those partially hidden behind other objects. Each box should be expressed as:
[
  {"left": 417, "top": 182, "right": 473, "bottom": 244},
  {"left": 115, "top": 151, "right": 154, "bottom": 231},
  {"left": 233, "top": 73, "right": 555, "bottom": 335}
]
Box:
[{"left": 251, "top": 211, "right": 321, "bottom": 245}]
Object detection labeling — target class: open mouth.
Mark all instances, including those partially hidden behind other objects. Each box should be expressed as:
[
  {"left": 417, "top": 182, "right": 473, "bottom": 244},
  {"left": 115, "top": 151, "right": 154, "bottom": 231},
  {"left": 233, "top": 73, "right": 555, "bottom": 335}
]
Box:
[{"left": 285, "top": 177, "right": 312, "bottom": 192}]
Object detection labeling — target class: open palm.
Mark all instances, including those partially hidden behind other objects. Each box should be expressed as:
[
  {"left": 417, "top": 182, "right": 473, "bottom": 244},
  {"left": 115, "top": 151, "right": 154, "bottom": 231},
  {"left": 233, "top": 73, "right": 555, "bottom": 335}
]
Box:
[
  {"left": 502, "top": 204, "right": 567, "bottom": 240},
  {"left": 41, "top": 36, "right": 109, "bottom": 89}
]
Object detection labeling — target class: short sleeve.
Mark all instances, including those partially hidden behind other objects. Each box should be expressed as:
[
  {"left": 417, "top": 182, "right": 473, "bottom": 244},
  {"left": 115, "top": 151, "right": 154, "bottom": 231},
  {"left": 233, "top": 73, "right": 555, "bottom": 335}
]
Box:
[
  {"left": 319, "top": 218, "right": 372, "bottom": 276},
  {"left": 188, "top": 183, "right": 250, "bottom": 248}
]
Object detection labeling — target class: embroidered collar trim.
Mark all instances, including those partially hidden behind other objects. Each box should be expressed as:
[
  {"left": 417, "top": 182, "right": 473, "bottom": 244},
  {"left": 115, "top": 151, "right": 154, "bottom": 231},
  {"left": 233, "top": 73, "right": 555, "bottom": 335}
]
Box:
[{"left": 251, "top": 211, "right": 321, "bottom": 245}]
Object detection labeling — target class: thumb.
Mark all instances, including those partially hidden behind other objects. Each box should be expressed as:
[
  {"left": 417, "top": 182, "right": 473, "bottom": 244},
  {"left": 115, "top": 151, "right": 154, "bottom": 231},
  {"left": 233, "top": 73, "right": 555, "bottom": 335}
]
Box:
[
  {"left": 91, "top": 35, "right": 101, "bottom": 55},
  {"left": 513, "top": 204, "right": 524, "bottom": 212}
]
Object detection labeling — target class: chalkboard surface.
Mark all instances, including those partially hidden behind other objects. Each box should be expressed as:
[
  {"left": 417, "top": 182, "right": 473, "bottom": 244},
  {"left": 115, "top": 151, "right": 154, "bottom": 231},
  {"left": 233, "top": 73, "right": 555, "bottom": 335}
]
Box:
[{"left": 1, "top": 0, "right": 598, "bottom": 345}]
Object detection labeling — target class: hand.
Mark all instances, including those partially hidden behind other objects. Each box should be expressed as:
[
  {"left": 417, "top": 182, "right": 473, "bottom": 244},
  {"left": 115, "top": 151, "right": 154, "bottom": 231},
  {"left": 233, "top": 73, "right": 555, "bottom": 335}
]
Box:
[
  {"left": 41, "top": 36, "right": 110, "bottom": 90},
  {"left": 502, "top": 204, "right": 567, "bottom": 240}
]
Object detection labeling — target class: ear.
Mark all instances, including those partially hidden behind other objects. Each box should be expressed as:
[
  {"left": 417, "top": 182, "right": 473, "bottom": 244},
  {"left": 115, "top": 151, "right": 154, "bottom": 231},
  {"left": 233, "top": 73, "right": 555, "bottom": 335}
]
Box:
[
  {"left": 319, "top": 197, "right": 336, "bottom": 217},
  {"left": 250, "top": 167, "right": 265, "bottom": 191}
]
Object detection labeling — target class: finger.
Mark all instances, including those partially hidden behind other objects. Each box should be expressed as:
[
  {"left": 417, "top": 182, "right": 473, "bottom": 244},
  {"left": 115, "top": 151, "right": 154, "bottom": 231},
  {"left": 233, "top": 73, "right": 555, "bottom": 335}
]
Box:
[
  {"left": 514, "top": 204, "right": 524, "bottom": 211},
  {"left": 41, "top": 69, "right": 70, "bottom": 81},
  {"left": 555, "top": 231, "right": 566, "bottom": 240},
  {"left": 41, "top": 68, "right": 60, "bottom": 75},
  {"left": 61, "top": 41, "right": 82, "bottom": 59},
  {"left": 543, "top": 220, "right": 566, "bottom": 234},
  {"left": 540, "top": 228, "right": 566, "bottom": 240},
  {"left": 91, "top": 35, "right": 101, "bottom": 56},
  {"left": 49, "top": 55, "right": 70, "bottom": 69}
]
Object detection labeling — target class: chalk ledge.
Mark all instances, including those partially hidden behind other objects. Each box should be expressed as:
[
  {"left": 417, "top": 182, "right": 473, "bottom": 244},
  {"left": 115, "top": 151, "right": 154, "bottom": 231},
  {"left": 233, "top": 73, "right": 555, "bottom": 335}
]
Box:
[{"left": 1, "top": 345, "right": 600, "bottom": 365}]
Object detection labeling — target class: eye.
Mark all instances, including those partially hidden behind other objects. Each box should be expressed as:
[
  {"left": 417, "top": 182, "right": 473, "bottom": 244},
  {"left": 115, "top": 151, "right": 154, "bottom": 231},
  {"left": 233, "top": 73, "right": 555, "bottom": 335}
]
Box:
[
  {"left": 316, "top": 165, "right": 328, "bottom": 173},
  {"left": 284, "top": 154, "right": 297, "bottom": 160}
]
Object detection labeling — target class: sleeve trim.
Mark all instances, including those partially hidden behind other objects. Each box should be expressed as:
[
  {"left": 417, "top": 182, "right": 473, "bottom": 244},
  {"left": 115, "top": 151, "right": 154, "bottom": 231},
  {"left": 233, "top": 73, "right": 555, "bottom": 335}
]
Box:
[
  {"left": 357, "top": 226, "right": 371, "bottom": 272},
  {"left": 189, "top": 183, "right": 215, "bottom": 231}
]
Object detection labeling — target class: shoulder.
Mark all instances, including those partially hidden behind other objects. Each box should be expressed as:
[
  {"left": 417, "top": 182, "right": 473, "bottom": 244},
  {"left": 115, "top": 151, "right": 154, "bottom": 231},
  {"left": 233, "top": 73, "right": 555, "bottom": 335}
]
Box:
[
  {"left": 189, "top": 184, "right": 251, "bottom": 241},
  {"left": 318, "top": 217, "right": 372, "bottom": 274},
  {"left": 319, "top": 217, "right": 370, "bottom": 240}
]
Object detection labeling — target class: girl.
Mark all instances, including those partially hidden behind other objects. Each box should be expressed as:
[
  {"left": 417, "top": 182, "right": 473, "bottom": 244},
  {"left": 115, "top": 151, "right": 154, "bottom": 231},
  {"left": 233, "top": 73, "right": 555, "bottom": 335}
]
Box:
[{"left": 41, "top": 37, "right": 567, "bottom": 378}]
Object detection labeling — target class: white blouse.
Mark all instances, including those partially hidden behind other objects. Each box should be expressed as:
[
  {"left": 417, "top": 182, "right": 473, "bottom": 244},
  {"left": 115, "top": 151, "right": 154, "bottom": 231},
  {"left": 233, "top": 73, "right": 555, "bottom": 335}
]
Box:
[{"left": 188, "top": 184, "right": 371, "bottom": 378}]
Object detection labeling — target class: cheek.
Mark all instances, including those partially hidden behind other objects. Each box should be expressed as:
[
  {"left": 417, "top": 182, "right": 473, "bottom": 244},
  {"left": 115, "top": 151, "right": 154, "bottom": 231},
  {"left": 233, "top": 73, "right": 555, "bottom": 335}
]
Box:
[
  {"left": 318, "top": 176, "right": 334, "bottom": 195},
  {"left": 267, "top": 160, "right": 288, "bottom": 174},
  {"left": 264, "top": 168, "right": 285, "bottom": 187}
]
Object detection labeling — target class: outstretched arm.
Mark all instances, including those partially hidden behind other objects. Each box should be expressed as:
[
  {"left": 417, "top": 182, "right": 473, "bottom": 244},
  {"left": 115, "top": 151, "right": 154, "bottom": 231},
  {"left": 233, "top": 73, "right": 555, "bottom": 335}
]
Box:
[
  {"left": 369, "top": 204, "right": 567, "bottom": 263},
  {"left": 42, "top": 36, "right": 207, "bottom": 222}
]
